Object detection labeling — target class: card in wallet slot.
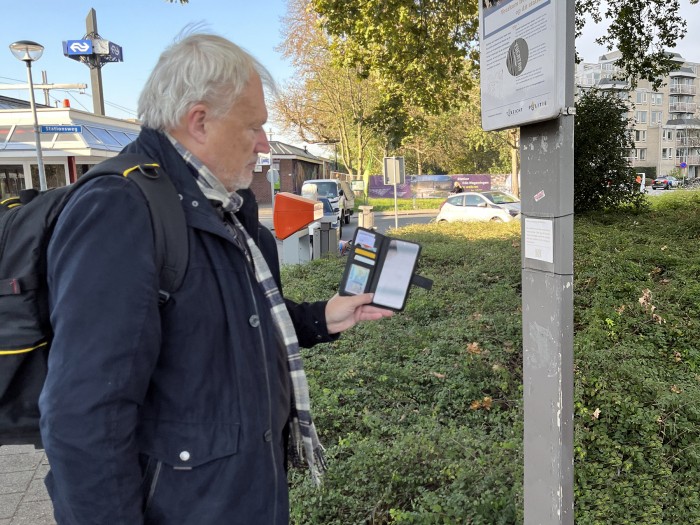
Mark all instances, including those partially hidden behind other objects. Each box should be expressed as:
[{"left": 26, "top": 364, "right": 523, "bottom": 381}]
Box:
[{"left": 338, "top": 227, "right": 432, "bottom": 311}]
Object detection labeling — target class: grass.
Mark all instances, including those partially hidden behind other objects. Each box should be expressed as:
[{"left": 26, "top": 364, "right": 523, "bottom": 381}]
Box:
[
  {"left": 282, "top": 190, "right": 700, "bottom": 524},
  {"left": 354, "top": 197, "right": 445, "bottom": 212}
]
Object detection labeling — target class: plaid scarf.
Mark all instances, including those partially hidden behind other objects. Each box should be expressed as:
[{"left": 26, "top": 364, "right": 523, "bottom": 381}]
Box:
[{"left": 166, "top": 134, "right": 327, "bottom": 484}]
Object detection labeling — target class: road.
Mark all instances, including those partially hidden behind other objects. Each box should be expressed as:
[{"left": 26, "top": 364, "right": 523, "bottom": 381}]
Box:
[
  {"left": 260, "top": 209, "right": 437, "bottom": 242},
  {"left": 339, "top": 211, "right": 436, "bottom": 240}
]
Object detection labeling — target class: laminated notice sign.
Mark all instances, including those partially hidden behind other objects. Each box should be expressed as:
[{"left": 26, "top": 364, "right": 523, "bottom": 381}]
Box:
[{"left": 479, "top": 0, "right": 565, "bottom": 131}]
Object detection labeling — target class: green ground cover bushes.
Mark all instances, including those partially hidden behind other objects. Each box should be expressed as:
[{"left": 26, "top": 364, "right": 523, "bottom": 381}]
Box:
[{"left": 282, "top": 191, "right": 700, "bottom": 524}]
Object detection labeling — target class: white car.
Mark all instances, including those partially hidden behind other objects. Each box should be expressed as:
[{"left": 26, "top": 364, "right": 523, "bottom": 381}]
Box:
[
  {"left": 301, "top": 179, "right": 355, "bottom": 224},
  {"left": 308, "top": 197, "right": 341, "bottom": 238},
  {"left": 436, "top": 191, "right": 521, "bottom": 223}
]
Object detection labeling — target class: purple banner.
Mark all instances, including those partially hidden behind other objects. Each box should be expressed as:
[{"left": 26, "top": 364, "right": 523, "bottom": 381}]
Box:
[
  {"left": 368, "top": 174, "right": 493, "bottom": 199},
  {"left": 368, "top": 176, "right": 412, "bottom": 198}
]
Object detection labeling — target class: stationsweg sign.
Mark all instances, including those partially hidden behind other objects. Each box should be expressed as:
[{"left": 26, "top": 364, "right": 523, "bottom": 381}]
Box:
[{"left": 40, "top": 125, "right": 83, "bottom": 134}]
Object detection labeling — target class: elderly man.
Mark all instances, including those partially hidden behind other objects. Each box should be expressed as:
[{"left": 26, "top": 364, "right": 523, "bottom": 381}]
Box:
[{"left": 39, "top": 33, "right": 392, "bottom": 524}]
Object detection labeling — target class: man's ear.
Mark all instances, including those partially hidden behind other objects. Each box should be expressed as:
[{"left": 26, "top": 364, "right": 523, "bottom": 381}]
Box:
[{"left": 184, "top": 103, "right": 208, "bottom": 145}]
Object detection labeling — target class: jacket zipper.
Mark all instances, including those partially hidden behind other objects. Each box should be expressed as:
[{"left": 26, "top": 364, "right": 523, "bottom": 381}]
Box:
[
  {"left": 144, "top": 460, "right": 162, "bottom": 513},
  {"left": 244, "top": 266, "right": 279, "bottom": 524}
]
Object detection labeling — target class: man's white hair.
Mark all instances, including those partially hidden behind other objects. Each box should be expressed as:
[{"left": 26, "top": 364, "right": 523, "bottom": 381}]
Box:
[{"left": 138, "top": 33, "right": 274, "bottom": 130}]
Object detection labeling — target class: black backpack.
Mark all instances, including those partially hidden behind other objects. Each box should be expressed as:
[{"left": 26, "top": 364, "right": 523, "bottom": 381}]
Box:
[{"left": 0, "top": 154, "right": 188, "bottom": 447}]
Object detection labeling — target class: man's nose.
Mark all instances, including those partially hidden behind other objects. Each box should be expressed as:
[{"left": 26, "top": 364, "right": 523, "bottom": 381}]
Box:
[{"left": 256, "top": 130, "right": 271, "bottom": 154}]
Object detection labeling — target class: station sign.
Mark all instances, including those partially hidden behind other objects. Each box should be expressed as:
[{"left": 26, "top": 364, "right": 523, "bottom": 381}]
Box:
[
  {"left": 62, "top": 38, "right": 123, "bottom": 64},
  {"left": 62, "top": 40, "right": 93, "bottom": 56}
]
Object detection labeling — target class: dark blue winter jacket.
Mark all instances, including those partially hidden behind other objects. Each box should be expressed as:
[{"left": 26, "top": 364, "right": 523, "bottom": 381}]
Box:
[{"left": 39, "top": 128, "right": 334, "bottom": 524}]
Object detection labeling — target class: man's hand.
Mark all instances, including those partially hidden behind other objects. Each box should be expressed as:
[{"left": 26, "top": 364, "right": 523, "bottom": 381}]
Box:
[{"left": 325, "top": 293, "right": 394, "bottom": 334}]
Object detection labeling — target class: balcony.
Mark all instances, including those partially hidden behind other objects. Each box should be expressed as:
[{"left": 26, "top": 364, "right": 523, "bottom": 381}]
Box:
[
  {"left": 670, "top": 66, "right": 697, "bottom": 78},
  {"left": 669, "top": 102, "right": 697, "bottom": 113},
  {"left": 676, "top": 137, "right": 700, "bottom": 147},
  {"left": 676, "top": 155, "right": 700, "bottom": 166},
  {"left": 670, "top": 85, "right": 697, "bottom": 95}
]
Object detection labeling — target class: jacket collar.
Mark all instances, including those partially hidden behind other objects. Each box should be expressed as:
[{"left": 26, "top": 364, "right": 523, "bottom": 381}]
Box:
[{"left": 122, "top": 128, "right": 260, "bottom": 243}]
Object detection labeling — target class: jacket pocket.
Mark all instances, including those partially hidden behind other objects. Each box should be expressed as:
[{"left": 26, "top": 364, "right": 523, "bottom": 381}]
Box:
[{"left": 137, "top": 419, "right": 241, "bottom": 469}]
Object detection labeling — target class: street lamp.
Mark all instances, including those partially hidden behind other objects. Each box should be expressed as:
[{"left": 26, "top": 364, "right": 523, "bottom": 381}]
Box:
[{"left": 9, "top": 40, "right": 47, "bottom": 191}]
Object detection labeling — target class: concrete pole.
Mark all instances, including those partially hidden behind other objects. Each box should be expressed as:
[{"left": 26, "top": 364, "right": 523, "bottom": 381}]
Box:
[
  {"left": 86, "top": 8, "right": 105, "bottom": 116},
  {"left": 521, "top": 1, "right": 575, "bottom": 523}
]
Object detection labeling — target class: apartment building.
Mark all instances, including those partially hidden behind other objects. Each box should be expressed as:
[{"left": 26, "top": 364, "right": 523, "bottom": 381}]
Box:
[{"left": 576, "top": 51, "right": 699, "bottom": 181}]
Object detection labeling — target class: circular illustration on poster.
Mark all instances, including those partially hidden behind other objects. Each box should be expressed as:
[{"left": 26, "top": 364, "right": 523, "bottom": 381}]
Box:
[{"left": 506, "top": 38, "right": 529, "bottom": 76}]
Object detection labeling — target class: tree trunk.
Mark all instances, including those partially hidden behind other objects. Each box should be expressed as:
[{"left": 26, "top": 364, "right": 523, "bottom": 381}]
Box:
[{"left": 510, "top": 128, "right": 520, "bottom": 197}]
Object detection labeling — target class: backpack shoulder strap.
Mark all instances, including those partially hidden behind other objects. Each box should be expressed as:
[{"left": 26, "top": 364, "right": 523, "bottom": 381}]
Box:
[{"left": 80, "top": 154, "right": 188, "bottom": 302}]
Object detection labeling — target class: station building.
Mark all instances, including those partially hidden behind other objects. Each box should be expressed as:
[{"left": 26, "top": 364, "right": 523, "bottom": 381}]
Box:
[
  {"left": 1, "top": 95, "right": 328, "bottom": 204},
  {"left": 0, "top": 95, "right": 139, "bottom": 199}
]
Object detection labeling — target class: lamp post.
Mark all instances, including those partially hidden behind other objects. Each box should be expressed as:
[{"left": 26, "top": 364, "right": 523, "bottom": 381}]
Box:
[
  {"left": 9, "top": 40, "right": 47, "bottom": 191},
  {"left": 311, "top": 139, "right": 339, "bottom": 176}
]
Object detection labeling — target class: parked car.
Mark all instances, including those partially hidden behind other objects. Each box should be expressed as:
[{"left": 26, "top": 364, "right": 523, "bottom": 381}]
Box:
[
  {"left": 308, "top": 197, "right": 341, "bottom": 238},
  {"left": 436, "top": 191, "right": 521, "bottom": 223},
  {"left": 651, "top": 176, "right": 679, "bottom": 190},
  {"left": 301, "top": 179, "right": 355, "bottom": 224}
]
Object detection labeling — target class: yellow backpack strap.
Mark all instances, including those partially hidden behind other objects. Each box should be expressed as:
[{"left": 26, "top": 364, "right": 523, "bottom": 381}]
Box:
[{"left": 0, "top": 196, "right": 22, "bottom": 210}]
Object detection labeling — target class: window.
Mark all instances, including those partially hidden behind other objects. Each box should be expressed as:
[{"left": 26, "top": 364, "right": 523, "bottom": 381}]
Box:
[
  {"left": 662, "top": 148, "right": 673, "bottom": 160},
  {"left": 636, "top": 91, "right": 648, "bottom": 104},
  {"left": 7, "top": 126, "right": 36, "bottom": 145},
  {"left": 651, "top": 111, "right": 663, "bottom": 125},
  {"left": 76, "top": 164, "right": 96, "bottom": 178},
  {"left": 0, "top": 164, "right": 24, "bottom": 199},
  {"left": 663, "top": 128, "right": 674, "bottom": 141},
  {"left": 651, "top": 93, "right": 663, "bottom": 105},
  {"left": 636, "top": 148, "right": 647, "bottom": 161},
  {"left": 465, "top": 194, "right": 485, "bottom": 207},
  {"left": 447, "top": 194, "right": 464, "bottom": 206},
  {"left": 31, "top": 164, "right": 67, "bottom": 190},
  {"left": 635, "top": 111, "right": 647, "bottom": 124},
  {"left": 0, "top": 127, "right": 11, "bottom": 144},
  {"left": 635, "top": 130, "right": 647, "bottom": 142},
  {"left": 83, "top": 126, "right": 121, "bottom": 147},
  {"left": 107, "top": 130, "right": 135, "bottom": 146}
]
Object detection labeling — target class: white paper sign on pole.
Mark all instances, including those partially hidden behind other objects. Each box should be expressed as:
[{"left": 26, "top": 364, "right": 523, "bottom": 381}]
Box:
[
  {"left": 479, "top": 0, "right": 564, "bottom": 131},
  {"left": 524, "top": 217, "right": 554, "bottom": 263}
]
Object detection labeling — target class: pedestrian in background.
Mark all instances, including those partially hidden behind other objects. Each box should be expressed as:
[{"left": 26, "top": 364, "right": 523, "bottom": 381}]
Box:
[{"left": 40, "top": 32, "right": 393, "bottom": 524}]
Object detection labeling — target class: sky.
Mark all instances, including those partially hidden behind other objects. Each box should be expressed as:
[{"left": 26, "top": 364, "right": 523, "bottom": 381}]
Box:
[
  {"left": 0, "top": 0, "right": 295, "bottom": 125},
  {"left": 1, "top": 0, "right": 698, "bottom": 146}
]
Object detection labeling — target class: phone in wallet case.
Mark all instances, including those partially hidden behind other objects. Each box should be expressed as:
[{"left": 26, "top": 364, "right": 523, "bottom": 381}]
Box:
[{"left": 339, "top": 228, "right": 432, "bottom": 311}]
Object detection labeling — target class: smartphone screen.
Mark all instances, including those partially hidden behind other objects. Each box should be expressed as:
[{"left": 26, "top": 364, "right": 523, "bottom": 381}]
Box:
[{"left": 372, "top": 239, "right": 420, "bottom": 310}]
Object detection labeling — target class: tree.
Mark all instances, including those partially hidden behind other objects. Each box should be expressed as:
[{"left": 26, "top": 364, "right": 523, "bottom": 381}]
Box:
[
  {"left": 271, "top": 0, "right": 385, "bottom": 179},
  {"left": 575, "top": 0, "right": 697, "bottom": 90},
  {"left": 574, "top": 89, "right": 645, "bottom": 212},
  {"left": 311, "top": 0, "right": 478, "bottom": 145},
  {"left": 310, "top": 0, "right": 697, "bottom": 141},
  {"left": 398, "top": 94, "right": 511, "bottom": 176}
]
